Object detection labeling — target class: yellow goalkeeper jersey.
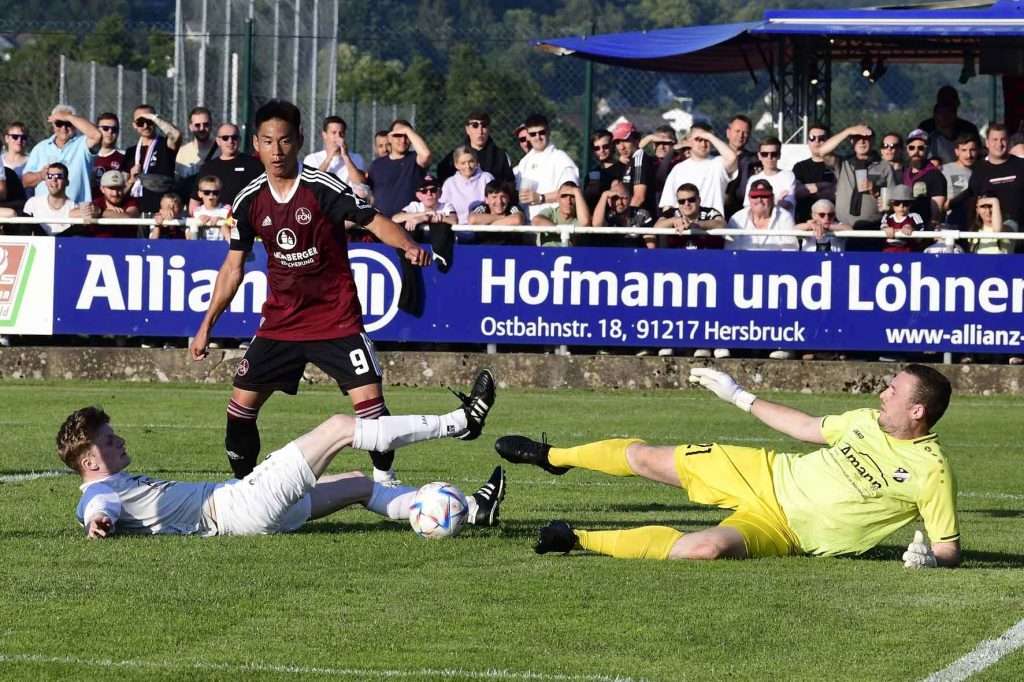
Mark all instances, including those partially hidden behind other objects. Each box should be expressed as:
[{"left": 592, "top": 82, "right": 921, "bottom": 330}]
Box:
[{"left": 772, "top": 408, "right": 959, "bottom": 556}]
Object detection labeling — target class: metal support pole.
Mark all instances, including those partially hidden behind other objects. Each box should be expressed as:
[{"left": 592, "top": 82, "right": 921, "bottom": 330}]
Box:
[
  {"left": 291, "top": 0, "right": 301, "bottom": 103},
  {"left": 310, "top": 0, "right": 319, "bottom": 155},
  {"left": 991, "top": 75, "right": 998, "bottom": 123},
  {"left": 117, "top": 65, "right": 124, "bottom": 133},
  {"left": 326, "top": 0, "right": 339, "bottom": 114},
  {"left": 271, "top": 0, "right": 280, "bottom": 98},
  {"left": 198, "top": 0, "right": 208, "bottom": 106},
  {"left": 59, "top": 55, "right": 66, "bottom": 103},
  {"left": 88, "top": 61, "right": 96, "bottom": 120},
  {"left": 580, "top": 58, "right": 594, "bottom": 181},
  {"left": 222, "top": 0, "right": 232, "bottom": 121},
  {"left": 242, "top": 20, "right": 254, "bottom": 151},
  {"left": 231, "top": 53, "right": 239, "bottom": 126},
  {"left": 141, "top": 68, "right": 148, "bottom": 105},
  {"left": 173, "top": 0, "right": 181, "bottom": 122},
  {"left": 410, "top": 103, "right": 416, "bottom": 129}
]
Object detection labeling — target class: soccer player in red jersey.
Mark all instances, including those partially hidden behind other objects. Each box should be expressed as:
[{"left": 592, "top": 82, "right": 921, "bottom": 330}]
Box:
[{"left": 190, "top": 100, "right": 431, "bottom": 482}]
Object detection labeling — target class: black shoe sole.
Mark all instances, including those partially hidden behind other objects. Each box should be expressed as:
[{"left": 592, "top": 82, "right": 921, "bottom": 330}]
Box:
[
  {"left": 535, "top": 520, "right": 576, "bottom": 554},
  {"left": 494, "top": 435, "right": 568, "bottom": 475}
]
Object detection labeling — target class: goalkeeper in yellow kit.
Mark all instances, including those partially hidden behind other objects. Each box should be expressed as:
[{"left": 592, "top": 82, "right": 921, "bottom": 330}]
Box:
[{"left": 495, "top": 364, "right": 960, "bottom": 568}]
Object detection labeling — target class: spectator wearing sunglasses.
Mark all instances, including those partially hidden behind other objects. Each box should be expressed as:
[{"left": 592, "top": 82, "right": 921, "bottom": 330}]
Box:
[
  {"left": 91, "top": 113, "right": 126, "bottom": 195},
  {"left": 514, "top": 113, "right": 580, "bottom": 221},
  {"left": 879, "top": 185, "right": 925, "bottom": 253},
  {"left": 879, "top": 132, "right": 906, "bottom": 174},
  {"left": 195, "top": 123, "right": 263, "bottom": 207},
  {"left": 658, "top": 122, "right": 737, "bottom": 217},
  {"left": 22, "top": 162, "right": 77, "bottom": 235},
  {"left": 728, "top": 179, "right": 799, "bottom": 252},
  {"left": 175, "top": 106, "right": 217, "bottom": 181},
  {"left": 649, "top": 182, "right": 724, "bottom": 250},
  {"left": 367, "top": 119, "right": 432, "bottom": 218},
  {"left": 793, "top": 123, "right": 837, "bottom": 222},
  {"left": 743, "top": 137, "right": 796, "bottom": 215},
  {"left": 899, "top": 129, "right": 947, "bottom": 227},
  {"left": 393, "top": 174, "right": 456, "bottom": 234},
  {"left": 23, "top": 104, "right": 101, "bottom": 205},
  {"left": 191, "top": 175, "right": 232, "bottom": 241},
  {"left": 639, "top": 125, "right": 687, "bottom": 205},
  {"left": 817, "top": 124, "right": 895, "bottom": 251},
  {"left": 512, "top": 124, "right": 531, "bottom": 160},
  {"left": 123, "top": 104, "right": 182, "bottom": 214},
  {"left": 3, "top": 121, "right": 29, "bottom": 178},
  {"left": 436, "top": 112, "right": 514, "bottom": 187},
  {"left": 795, "top": 199, "right": 849, "bottom": 252},
  {"left": 612, "top": 121, "right": 658, "bottom": 216},
  {"left": 583, "top": 129, "right": 625, "bottom": 211}
]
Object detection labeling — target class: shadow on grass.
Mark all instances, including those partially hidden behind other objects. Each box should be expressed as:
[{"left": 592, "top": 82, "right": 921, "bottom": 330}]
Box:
[
  {"left": 596, "top": 502, "right": 706, "bottom": 513},
  {"left": 964, "top": 508, "right": 1024, "bottom": 518},
  {"left": 844, "top": 544, "right": 1024, "bottom": 568}
]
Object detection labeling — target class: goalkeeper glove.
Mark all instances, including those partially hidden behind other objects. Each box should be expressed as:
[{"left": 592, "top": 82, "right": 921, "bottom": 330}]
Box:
[
  {"left": 688, "top": 367, "right": 757, "bottom": 412},
  {"left": 902, "top": 530, "right": 937, "bottom": 569}
]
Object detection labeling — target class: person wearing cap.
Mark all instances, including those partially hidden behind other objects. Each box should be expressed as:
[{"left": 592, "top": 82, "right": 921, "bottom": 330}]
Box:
[
  {"left": 514, "top": 113, "right": 580, "bottom": 221},
  {"left": 743, "top": 137, "right": 796, "bottom": 216},
  {"left": 918, "top": 85, "right": 979, "bottom": 147},
  {"left": 658, "top": 122, "right": 737, "bottom": 217},
  {"left": 900, "top": 129, "right": 947, "bottom": 227},
  {"left": 817, "top": 123, "right": 895, "bottom": 251},
  {"left": 726, "top": 179, "right": 799, "bottom": 252},
  {"left": 611, "top": 121, "right": 658, "bottom": 215},
  {"left": 436, "top": 111, "right": 514, "bottom": 187},
  {"left": 69, "top": 169, "right": 142, "bottom": 238},
  {"left": 392, "top": 174, "right": 457, "bottom": 234},
  {"left": 583, "top": 129, "right": 625, "bottom": 213},
  {"left": 968, "top": 123, "right": 1024, "bottom": 248},
  {"left": 878, "top": 184, "right": 925, "bottom": 253}
]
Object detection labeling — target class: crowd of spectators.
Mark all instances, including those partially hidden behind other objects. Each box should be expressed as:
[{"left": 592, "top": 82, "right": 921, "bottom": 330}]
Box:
[{"left": 1, "top": 85, "right": 1021, "bottom": 361}]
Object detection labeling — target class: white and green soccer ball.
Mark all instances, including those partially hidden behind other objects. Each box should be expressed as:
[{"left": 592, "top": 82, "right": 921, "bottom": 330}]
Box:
[{"left": 409, "top": 481, "right": 468, "bottom": 539}]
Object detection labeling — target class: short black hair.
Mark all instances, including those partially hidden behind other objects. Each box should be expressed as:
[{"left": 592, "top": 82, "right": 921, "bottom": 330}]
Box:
[
  {"left": 524, "top": 113, "right": 549, "bottom": 129},
  {"left": 728, "top": 114, "right": 752, "bottom": 127},
  {"left": 255, "top": 99, "right": 302, "bottom": 134},
  {"left": 46, "top": 161, "right": 69, "bottom": 176},
  {"left": 808, "top": 122, "right": 830, "bottom": 136},
  {"left": 902, "top": 364, "right": 952, "bottom": 428},
  {"left": 676, "top": 183, "right": 700, "bottom": 196},
  {"left": 759, "top": 136, "right": 782, "bottom": 149},
  {"left": 322, "top": 115, "right": 347, "bottom": 132},
  {"left": 591, "top": 130, "right": 612, "bottom": 143},
  {"left": 389, "top": 119, "right": 412, "bottom": 132},
  {"left": 654, "top": 124, "right": 677, "bottom": 138},
  {"left": 954, "top": 133, "right": 980, "bottom": 147},
  {"left": 485, "top": 180, "right": 513, "bottom": 198},
  {"left": 466, "top": 111, "right": 491, "bottom": 126},
  {"left": 189, "top": 106, "right": 211, "bottom": 120},
  {"left": 691, "top": 121, "right": 712, "bottom": 133},
  {"left": 96, "top": 112, "right": 118, "bottom": 125}
]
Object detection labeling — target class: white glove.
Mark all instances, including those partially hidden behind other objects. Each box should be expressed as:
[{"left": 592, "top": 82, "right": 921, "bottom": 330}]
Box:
[
  {"left": 688, "top": 367, "right": 757, "bottom": 412},
  {"left": 902, "top": 530, "right": 937, "bottom": 569}
]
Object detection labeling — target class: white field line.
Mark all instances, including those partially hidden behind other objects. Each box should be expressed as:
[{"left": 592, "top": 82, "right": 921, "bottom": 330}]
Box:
[
  {"left": 922, "top": 618, "right": 1024, "bottom": 682},
  {"left": 0, "top": 653, "right": 646, "bottom": 681},
  {"left": 0, "top": 470, "right": 70, "bottom": 484}
]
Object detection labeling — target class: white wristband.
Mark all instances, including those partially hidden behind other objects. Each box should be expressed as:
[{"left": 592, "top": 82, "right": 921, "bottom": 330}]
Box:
[{"left": 733, "top": 389, "right": 757, "bottom": 412}]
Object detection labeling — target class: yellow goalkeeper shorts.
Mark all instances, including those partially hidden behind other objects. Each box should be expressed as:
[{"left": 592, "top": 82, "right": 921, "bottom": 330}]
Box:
[{"left": 673, "top": 443, "right": 801, "bottom": 558}]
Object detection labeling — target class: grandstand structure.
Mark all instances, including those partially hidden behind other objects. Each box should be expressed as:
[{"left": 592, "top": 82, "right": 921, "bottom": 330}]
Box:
[{"left": 537, "top": 0, "right": 1024, "bottom": 143}]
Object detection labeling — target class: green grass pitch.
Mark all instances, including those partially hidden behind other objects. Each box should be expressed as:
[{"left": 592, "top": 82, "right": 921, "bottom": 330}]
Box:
[{"left": 1, "top": 378, "right": 1022, "bottom": 681}]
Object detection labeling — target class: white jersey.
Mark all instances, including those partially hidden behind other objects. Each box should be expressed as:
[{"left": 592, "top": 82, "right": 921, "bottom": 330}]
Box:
[{"left": 77, "top": 473, "right": 218, "bottom": 536}]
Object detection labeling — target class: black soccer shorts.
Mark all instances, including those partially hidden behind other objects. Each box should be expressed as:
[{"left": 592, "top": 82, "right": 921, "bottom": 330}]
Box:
[{"left": 232, "top": 333, "right": 384, "bottom": 395}]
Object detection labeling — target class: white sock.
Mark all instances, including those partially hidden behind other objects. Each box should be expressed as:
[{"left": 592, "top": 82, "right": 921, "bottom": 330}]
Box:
[
  {"left": 366, "top": 484, "right": 417, "bottom": 520},
  {"left": 351, "top": 410, "right": 467, "bottom": 452}
]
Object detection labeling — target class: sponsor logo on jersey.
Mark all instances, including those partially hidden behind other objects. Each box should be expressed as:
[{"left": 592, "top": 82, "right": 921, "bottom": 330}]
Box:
[
  {"left": 0, "top": 242, "right": 35, "bottom": 325},
  {"left": 262, "top": 215, "right": 273, "bottom": 227},
  {"left": 349, "top": 248, "right": 402, "bottom": 333},
  {"left": 839, "top": 443, "right": 884, "bottom": 491},
  {"left": 236, "top": 358, "right": 249, "bottom": 376},
  {"left": 295, "top": 207, "right": 312, "bottom": 225},
  {"left": 892, "top": 467, "right": 910, "bottom": 483},
  {"left": 275, "top": 228, "right": 297, "bottom": 250},
  {"left": 853, "top": 429, "right": 864, "bottom": 439}
]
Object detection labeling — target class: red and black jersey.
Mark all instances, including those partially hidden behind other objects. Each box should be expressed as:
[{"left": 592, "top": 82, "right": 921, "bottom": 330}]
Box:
[{"left": 229, "top": 166, "right": 380, "bottom": 341}]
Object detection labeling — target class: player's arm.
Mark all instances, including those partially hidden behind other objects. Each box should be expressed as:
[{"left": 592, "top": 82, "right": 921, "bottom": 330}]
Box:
[
  {"left": 689, "top": 368, "right": 826, "bottom": 444},
  {"left": 363, "top": 213, "right": 430, "bottom": 266},
  {"left": 80, "top": 484, "right": 122, "bottom": 539},
  {"left": 191, "top": 248, "right": 247, "bottom": 360}
]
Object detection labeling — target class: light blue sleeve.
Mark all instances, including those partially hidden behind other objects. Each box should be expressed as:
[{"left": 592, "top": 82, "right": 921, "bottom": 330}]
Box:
[{"left": 76, "top": 482, "right": 122, "bottom": 527}]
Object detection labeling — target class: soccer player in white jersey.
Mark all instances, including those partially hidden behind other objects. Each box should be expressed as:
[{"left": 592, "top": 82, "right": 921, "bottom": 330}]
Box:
[{"left": 58, "top": 371, "right": 504, "bottom": 538}]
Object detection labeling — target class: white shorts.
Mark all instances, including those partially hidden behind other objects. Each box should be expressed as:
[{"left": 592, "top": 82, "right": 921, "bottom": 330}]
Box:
[{"left": 211, "top": 442, "right": 316, "bottom": 536}]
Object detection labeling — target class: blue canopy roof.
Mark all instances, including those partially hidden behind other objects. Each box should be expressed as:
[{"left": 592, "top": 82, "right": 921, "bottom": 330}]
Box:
[{"left": 536, "top": 1, "right": 1024, "bottom": 72}]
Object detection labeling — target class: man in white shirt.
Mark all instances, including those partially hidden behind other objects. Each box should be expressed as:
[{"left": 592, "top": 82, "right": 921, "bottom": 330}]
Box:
[
  {"left": 659, "top": 122, "right": 738, "bottom": 215},
  {"left": 744, "top": 136, "right": 797, "bottom": 215},
  {"left": 727, "top": 179, "right": 799, "bottom": 251},
  {"left": 514, "top": 113, "right": 580, "bottom": 220},
  {"left": 302, "top": 115, "right": 366, "bottom": 188},
  {"left": 22, "top": 162, "right": 77, "bottom": 235},
  {"left": 174, "top": 106, "right": 217, "bottom": 180},
  {"left": 58, "top": 371, "right": 504, "bottom": 538}
]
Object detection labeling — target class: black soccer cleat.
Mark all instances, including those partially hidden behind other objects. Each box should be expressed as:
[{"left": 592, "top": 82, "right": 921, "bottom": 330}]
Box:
[
  {"left": 494, "top": 434, "right": 569, "bottom": 475},
  {"left": 534, "top": 520, "right": 577, "bottom": 555},
  {"left": 452, "top": 369, "right": 496, "bottom": 441},
  {"left": 469, "top": 465, "right": 506, "bottom": 527}
]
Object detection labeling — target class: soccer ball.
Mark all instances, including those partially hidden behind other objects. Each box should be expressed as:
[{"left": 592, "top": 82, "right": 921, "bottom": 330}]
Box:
[{"left": 409, "top": 482, "right": 469, "bottom": 539}]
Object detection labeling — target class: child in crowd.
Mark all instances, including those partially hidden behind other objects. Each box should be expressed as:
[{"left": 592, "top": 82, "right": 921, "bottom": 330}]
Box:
[
  {"left": 150, "top": 193, "right": 188, "bottom": 239},
  {"left": 878, "top": 185, "right": 924, "bottom": 253},
  {"left": 190, "top": 175, "right": 231, "bottom": 240}
]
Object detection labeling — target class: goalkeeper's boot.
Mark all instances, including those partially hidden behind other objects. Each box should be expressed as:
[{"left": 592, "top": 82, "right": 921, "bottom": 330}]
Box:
[
  {"left": 451, "top": 369, "right": 496, "bottom": 441},
  {"left": 534, "top": 520, "right": 577, "bottom": 555},
  {"left": 494, "top": 434, "right": 568, "bottom": 475},
  {"left": 467, "top": 466, "right": 506, "bottom": 527}
]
